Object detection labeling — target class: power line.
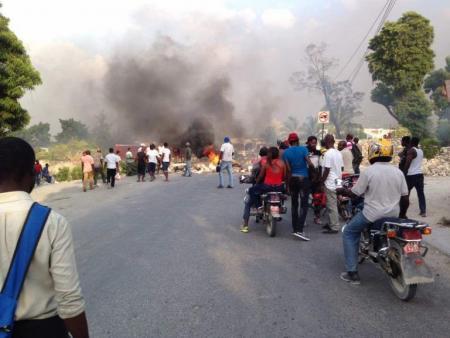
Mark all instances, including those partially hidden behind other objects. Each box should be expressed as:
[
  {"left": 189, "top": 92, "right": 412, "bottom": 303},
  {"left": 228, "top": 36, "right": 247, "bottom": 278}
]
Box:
[
  {"left": 348, "top": 0, "right": 397, "bottom": 84},
  {"left": 334, "top": 0, "right": 390, "bottom": 80}
]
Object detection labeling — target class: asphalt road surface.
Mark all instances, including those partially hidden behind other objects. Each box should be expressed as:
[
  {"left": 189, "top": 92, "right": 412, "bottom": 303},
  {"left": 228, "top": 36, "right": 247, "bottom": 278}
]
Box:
[{"left": 41, "top": 174, "right": 450, "bottom": 338}]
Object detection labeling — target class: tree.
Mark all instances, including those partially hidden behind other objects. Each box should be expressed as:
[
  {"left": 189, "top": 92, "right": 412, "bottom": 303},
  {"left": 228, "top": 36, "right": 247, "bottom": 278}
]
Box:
[
  {"left": 282, "top": 116, "right": 301, "bottom": 134},
  {"left": 424, "top": 56, "right": 450, "bottom": 120},
  {"left": 13, "top": 122, "right": 51, "bottom": 148},
  {"left": 437, "top": 119, "right": 450, "bottom": 146},
  {"left": 55, "top": 118, "right": 89, "bottom": 143},
  {"left": 299, "top": 116, "right": 319, "bottom": 140},
  {"left": 394, "top": 91, "right": 432, "bottom": 138},
  {"left": 290, "top": 43, "right": 364, "bottom": 138},
  {"left": 366, "top": 11, "right": 434, "bottom": 135},
  {"left": 0, "top": 10, "right": 41, "bottom": 136}
]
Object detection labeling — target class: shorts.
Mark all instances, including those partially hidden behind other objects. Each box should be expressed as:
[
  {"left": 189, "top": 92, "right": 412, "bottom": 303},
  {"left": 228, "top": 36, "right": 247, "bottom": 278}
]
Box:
[
  {"left": 83, "top": 171, "right": 94, "bottom": 180},
  {"left": 162, "top": 162, "right": 170, "bottom": 172},
  {"left": 148, "top": 162, "right": 156, "bottom": 173}
]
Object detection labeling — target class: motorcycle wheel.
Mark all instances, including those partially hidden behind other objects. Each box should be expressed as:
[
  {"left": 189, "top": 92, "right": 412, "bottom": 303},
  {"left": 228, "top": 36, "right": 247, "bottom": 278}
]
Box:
[
  {"left": 266, "top": 213, "right": 276, "bottom": 237},
  {"left": 358, "top": 232, "right": 369, "bottom": 264},
  {"left": 387, "top": 241, "right": 417, "bottom": 301}
]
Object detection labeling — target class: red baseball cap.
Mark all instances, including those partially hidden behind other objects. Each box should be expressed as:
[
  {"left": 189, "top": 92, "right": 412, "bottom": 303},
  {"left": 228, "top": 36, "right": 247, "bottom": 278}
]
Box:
[{"left": 288, "top": 132, "right": 299, "bottom": 142}]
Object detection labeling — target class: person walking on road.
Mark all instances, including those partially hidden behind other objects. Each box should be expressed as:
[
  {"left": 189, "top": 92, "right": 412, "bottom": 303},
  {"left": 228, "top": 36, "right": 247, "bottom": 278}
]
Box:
[
  {"left": 81, "top": 150, "right": 94, "bottom": 192},
  {"left": 398, "top": 136, "right": 411, "bottom": 174},
  {"left": 283, "top": 132, "right": 314, "bottom": 241},
  {"left": 105, "top": 148, "right": 120, "bottom": 188},
  {"left": 306, "top": 136, "right": 323, "bottom": 225},
  {"left": 320, "top": 134, "right": 343, "bottom": 234},
  {"left": 146, "top": 144, "right": 160, "bottom": 181},
  {"left": 184, "top": 142, "right": 193, "bottom": 177},
  {"left": 136, "top": 146, "right": 147, "bottom": 182},
  {"left": 338, "top": 141, "right": 354, "bottom": 175},
  {"left": 125, "top": 147, "right": 134, "bottom": 176},
  {"left": 93, "top": 148, "right": 105, "bottom": 186},
  {"left": 218, "top": 137, "right": 234, "bottom": 189},
  {"left": 404, "top": 136, "right": 427, "bottom": 217},
  {"left": 352, "top": 137, "right": 363, "bottom": 174},
  {"left": 34, "top": 160, "right": 43, "bottom": 186},
  {"left": 0, "top": 137, "right": 89, "bottom": 338},
  {"left": 161, "top": 142, "right": 171, "bottom": 182}
]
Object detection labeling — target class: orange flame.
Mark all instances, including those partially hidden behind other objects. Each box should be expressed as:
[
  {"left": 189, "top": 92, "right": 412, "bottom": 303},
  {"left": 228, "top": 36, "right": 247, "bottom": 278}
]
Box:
[{"left": 203, "top": 145, "right": 220, "bottom": 165}]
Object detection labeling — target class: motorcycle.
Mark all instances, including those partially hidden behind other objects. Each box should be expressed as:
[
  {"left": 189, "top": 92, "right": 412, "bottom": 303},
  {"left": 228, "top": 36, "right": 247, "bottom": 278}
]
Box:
[
  {"left": 336, "top": 174, "right": 360, "bottom": 221},
  {"left": 240, "top": 175, "right": 287, "bottom": 237},
  {"left": 357, "top": 218, "right": 434, "bottom": 301}
]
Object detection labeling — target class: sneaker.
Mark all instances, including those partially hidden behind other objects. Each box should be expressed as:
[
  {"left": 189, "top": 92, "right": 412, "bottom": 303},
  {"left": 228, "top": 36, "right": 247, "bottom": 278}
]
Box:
[
  {"left": 419, "top": 212, "right": 427, "bottom": 217},
  {"left": 227, "top": 185, "right": 233, "bottom": 189},
  {"left": 340, "top": 271, "right": 361, "bottom": 285},
  {"left": 322, "top": 225, "right": 339, "bottom": 234},
  {"left": 296, "top": 232, "right": 310, "bottom": 241},
  {"left": 240, "top": 226, "right": 249, "bottom": 233},
  {"left": 217, "top": 185, "right": 224, "bottom": 189}
]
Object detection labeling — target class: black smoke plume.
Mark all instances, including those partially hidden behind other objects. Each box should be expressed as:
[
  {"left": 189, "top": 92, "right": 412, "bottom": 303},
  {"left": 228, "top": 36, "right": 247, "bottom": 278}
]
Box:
[{"left": 104, "top": 36, "right": 243, "bottom": 156}]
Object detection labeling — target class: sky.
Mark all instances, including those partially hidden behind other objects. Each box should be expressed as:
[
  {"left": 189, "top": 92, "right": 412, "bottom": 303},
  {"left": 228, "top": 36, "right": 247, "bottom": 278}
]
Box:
[{"left": 2, "top": 0, "right": 450, "bottom": 134}]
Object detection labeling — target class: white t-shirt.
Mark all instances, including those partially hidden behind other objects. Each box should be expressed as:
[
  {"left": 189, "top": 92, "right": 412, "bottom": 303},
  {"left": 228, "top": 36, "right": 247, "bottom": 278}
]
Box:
[
  {"left": 162, "top": 148, "right": 171, "bottom": 162},
  {"left": 147, "top": 149, "right": 159, "bottom": 164},
  {"left": 341, "top": 148, "right": 354, "bottom": 174},
  {"left": 407, "top": 147, "right": 424, "bottom": 176},
  {"left": 220, "top": 143, "right": 234, "bottom": 162},
  {"left": 352, "top": 162, "right": 409, "bottom": 222},
  {"left": 105, "top": 153, "right": 119, "bottom": 169},
  {"left": 323, "top": 148, "right": 344, "bottom": 191}
]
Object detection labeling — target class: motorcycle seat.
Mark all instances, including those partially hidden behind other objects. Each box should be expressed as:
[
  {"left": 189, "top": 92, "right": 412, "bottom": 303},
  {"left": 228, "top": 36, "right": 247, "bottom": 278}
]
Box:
[{"left": 372, "top": 217, "right": 420, "bottom": 230}]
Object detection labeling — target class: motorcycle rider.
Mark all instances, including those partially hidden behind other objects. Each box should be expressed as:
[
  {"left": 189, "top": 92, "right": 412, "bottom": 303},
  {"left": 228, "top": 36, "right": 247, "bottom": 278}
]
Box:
[
  {"left": 339, "top": 139, "right": 409, "bottom": 284},
  {"left": 306, "top": 136, "right": 323, "bottom": 225},
  {"left": 241, "top": 147, "right": 286, "bottom": 233}
]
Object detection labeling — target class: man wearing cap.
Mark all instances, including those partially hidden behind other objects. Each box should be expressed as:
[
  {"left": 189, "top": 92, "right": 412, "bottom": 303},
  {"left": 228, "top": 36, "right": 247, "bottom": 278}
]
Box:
[
  {"left": 283, "top": 132, "right": 314, "bottom": 241},
  {"left": 184, "top": 142, "right": 193, "bottom": 177},
  {"left": 218, "top": 137, "right": 234, "bottom": 188}
]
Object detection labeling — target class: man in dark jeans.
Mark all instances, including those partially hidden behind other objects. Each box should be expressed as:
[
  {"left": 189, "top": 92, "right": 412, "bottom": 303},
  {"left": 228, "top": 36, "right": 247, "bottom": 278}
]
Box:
[
  {"left": 282, "top": 133, "right": 314, "bottom": 241},
  {"left": 404, "top": 137, "right": 426, "bottom": 217},
  {"left": 104, "top": 148, "right": 119, "bottom": 188}
]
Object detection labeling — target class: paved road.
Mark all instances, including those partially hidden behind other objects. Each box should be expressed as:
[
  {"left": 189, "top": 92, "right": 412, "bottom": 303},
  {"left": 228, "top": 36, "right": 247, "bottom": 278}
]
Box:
[{"left": 41, "top": 174, "right": 450, "bottom": 337}]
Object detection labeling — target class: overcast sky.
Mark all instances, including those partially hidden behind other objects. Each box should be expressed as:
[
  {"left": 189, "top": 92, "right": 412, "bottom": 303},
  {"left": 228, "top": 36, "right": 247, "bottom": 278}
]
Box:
[{"left": 2, "top": 0, "right": 450, "bottom": 133}]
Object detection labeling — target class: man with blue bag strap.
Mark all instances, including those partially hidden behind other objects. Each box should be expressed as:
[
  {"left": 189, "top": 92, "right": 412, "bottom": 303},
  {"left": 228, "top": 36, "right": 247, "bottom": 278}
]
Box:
[{"left": 0, "top": 137, "right": 89, "bottom": 338}]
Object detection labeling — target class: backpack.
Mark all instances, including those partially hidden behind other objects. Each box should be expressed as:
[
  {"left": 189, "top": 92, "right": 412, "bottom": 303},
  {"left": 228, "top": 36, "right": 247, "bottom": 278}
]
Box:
[
  {"left": 0, "top": 203, "right": 51, "bottom": 338},
  {"left": 351, "top": 144, "right": 363, "bottom": 164}
]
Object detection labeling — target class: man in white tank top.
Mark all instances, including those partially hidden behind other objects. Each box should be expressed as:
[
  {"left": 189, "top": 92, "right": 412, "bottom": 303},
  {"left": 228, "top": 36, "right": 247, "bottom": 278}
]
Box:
[{"left": 404, "top": 136, "right": 426, "bottom": 217}]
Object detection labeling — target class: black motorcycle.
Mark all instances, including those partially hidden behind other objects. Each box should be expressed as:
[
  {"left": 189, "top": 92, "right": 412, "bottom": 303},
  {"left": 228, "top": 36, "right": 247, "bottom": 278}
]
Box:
[{"left": 357, "top": 218, "right": 434, "bottom": 301}]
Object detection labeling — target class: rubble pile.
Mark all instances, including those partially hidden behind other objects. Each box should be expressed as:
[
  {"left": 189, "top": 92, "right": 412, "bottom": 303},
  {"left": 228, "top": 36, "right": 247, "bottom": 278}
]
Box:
[{"left": 422, "top": 147, "right": 450, "bottom": 177}]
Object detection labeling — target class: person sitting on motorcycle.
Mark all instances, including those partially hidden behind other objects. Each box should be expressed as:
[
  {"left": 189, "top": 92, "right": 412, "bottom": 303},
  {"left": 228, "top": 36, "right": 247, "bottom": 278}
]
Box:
[
  {"left": 339, "top": 139, "right": 409, "bottom": 284},
  {"left": 306, "top": 136, "right": 323, "bottom": 225},
  {"left": 249, "top": 146, "right": 268, "bottom": 184},
  {"left": 241, "top": 147, "right": 286, "bottom": 233}
]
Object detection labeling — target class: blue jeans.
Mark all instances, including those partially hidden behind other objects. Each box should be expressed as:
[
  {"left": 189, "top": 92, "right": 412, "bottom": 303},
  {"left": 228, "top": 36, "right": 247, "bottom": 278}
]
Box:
[
  {"left": 184, "top": 160, "right": 192, "bottom": 176},
  {"left": 406, "top": 174, "right": 426, "bottom": 214},
  {"left": 219, "top": 161, "right": 233, "bottom": 187},
  {"left": 243, "top": 184, "right": 284, "bottom": 222},
  {"left": 342, "top": 211, "right": 371, "bottom": 272}
]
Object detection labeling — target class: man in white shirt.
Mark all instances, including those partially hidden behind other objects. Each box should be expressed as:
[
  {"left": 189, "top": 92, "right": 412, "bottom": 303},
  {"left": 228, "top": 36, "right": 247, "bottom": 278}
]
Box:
[
  {"left": 320, "top": 134, "right": 344, "bottom": 233},
  {"left": 339, "top": 139, "right": 409, "bottom": 284},
  {"left": 0, "top": 137, "right": 89, "bottom": 338},
  {"left": 338, "top": 141, "right": 354, "bottom": 174},
  {"left": 161, "top": 142, "right": 171, "bottom": 182},
  {"left": 146, "top": 144, "right": 160, "bottom": 182},
  {"left": 218, "top": 136, "right": 234, "bottom": 188},
  {"left": 104, "top": 147, "right": 120, "bottom": 188}
]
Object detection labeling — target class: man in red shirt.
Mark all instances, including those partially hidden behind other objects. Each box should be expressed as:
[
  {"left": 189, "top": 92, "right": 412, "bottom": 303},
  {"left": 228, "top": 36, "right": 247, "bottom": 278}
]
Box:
[{"left": 34, "top": 160, "right": 43, "bottom": 186}]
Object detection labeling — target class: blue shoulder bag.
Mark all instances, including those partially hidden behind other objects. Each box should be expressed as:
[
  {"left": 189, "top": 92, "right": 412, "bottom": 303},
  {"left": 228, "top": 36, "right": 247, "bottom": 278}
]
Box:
[{"left": 0, "top": 203, "right": 51, "bottom": 338}]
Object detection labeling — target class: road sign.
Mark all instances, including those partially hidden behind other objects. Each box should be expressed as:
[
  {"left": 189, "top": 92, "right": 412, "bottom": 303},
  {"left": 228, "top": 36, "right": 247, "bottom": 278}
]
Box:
[{"left": 317, "top": 111, "right": 330, "bottom": 124}]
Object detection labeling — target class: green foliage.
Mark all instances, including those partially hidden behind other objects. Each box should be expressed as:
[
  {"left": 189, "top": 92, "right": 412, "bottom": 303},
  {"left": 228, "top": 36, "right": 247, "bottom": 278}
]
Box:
[
  {"left": 394, "top": 91, "right": 432, "bottom": 138},
  {"left": 70, "top": 166, "right": 83, "bottom": 180},
  {"left": 367, "top": 12, "right": 434, "bottom": 96},
  {"left": 0, "top": 13, "right": 42, "bottom": 135},
  {"left": 437, "top": 119, "right": 450, "bottom": 146},
  {"left": 424, "top": 56, "right": 450, "bottom": 120},
  {"left": 12, "top": 122, "right": 51, "bottom": 148},
  {"left": 421, "top": 138, "right": 440, "bottom": 159},
  {"left": 366, "top": 12, "right": 435, "bottom": 138},
  {"left": 55, "top": 167, "right": 70, "bottom": 182},
  {"left": 38, "top": 139, "right": 94, "bottom": 162},
  {"left": 55, "top": 118, "right": 90, "bottom": 143},
  {"left": 291, "top": 43, "right": 364, "bottom": 138}
]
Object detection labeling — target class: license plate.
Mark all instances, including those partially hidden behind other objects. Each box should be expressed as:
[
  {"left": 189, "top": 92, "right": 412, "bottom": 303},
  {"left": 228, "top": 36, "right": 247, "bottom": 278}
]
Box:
[{"left": 403, "top": 242, "right": 420, "bottom": 254}]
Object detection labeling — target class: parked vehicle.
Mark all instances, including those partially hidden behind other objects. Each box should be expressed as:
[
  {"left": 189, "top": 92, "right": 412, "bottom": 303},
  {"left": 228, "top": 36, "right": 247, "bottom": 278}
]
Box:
[
  {"left": 358, "top": 218, "right": 434, "bottom": 301},
  {"left": 336, "top": 174, "right": 361, "bottom": 221}
]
